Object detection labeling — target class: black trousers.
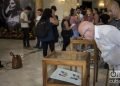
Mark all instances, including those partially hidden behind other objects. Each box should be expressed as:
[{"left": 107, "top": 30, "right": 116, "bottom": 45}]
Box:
[
  {"left": 22, "top": 28, "right": 30, "bottom": 47},
  {"left": 62, "top": 37, "right": 70, "bottom": 51},
  {"left": 42, "top": 41, "right": 55, "bottom": 57},
  {"left": 35, "top": 36, "right": 42, "bottom": 48},
  {"left": 0, "top": 60, "right": 2, "bottom": 65}
]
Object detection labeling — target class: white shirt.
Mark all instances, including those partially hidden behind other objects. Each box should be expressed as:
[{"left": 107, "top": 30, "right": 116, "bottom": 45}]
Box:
[
  {"left": 79, "top": 14, "right": 83, "bottom": 21},
  {"left": 94, "top": 25, "right": 120, "bottom": 67},
  {"left": 20, "top": 11, "right": 29, "bottom": 28},
  {"left": 35, "top": 16, "right": 41, "bottom": 25},
  {"left": 77, "top": 13, "right": 83, "bottom": 21}
]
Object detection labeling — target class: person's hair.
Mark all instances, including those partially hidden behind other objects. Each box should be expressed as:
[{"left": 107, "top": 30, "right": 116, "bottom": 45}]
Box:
[
  {"left": 93, "top": 8, "right": 99, "bottom": 14},
  {"left": 76, "top": 6, "right": 80, "bottom": 10},
  {"left": 24, "top": 6, "right": 32, "bottom": 11},
  {"left": 61, "top": 19, "right": 71, "bottom": 29},
  {"left": 87, "top": 8, "right": 93, "bottom": 12},
  {"left": 51, "top": 5, "right": 57, "bottom": 11},
  {"left": 70, "top": 8, "right": 75, "bottom": 16},
  {"left": 86, "top": 8, "right": 93, "bottom": 15},
  {"left": 114, "top": 0, "right": 120, "bottom": 7},
  {"left": 37, "top": 8, "right": 43, "bottom": 12},
  {"left": 40, "top": 8, "right": 52, "bottom": 21},
  {"left": 109, "top": 0, "right": 120, "bottom": 12}
]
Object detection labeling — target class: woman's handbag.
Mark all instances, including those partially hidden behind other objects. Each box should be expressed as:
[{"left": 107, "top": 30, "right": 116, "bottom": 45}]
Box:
[{"left": 10, "top": 52, "right": 23, "bottom": 69}]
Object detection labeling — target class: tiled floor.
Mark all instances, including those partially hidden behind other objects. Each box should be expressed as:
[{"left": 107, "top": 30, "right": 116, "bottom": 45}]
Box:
[{"left": 0, "top": 39, "right": 108, "bottom": 86}]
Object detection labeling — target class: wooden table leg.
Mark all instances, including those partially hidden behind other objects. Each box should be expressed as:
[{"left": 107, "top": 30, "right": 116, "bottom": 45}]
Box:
[
  {"left": 42, "top": 60, "right": 47, "bottom": 86},
  {"left": 105, "top": 68, "right": 109, "bottom": 86}
]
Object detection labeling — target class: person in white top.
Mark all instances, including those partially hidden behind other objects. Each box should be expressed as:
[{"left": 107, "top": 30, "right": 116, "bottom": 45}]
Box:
[
  {"left": 35, "top": 8, "right": 43, "bottom": 25},
  {"left": 20, "top": 6, "right": 31, "bottom": 48},
  {"left": 78, "top": 21, "right": 120, "bottom": 70},
  {"left": 76, "top": 7, "right": 84, "bottom": 22},
  {"left": 34, "top": 8, "right": 43, "bottom": 49}
]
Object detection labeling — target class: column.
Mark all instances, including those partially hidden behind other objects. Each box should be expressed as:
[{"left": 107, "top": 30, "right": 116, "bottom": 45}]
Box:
[{"left": 35, "top": 0, "right": 43, "bottom": 11}]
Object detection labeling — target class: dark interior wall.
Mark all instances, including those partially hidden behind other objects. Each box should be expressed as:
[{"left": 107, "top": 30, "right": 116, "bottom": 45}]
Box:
[{"left": 82, "top": 1, "right": 92, "bottom": 8}]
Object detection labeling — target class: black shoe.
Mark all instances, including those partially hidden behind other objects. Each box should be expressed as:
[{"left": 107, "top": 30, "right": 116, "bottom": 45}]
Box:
[{"left": 0, "top": 64, "right": 4, "bottom": 68}]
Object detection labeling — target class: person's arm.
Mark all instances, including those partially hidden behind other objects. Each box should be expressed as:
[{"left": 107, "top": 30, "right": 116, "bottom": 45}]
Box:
[
  {"left": 64, "top": 21, "right": 71, "bottom": 30},
  {"left": 20, "top": 19, "right": 30, "bottom": 23},
  {"left": 20, "top": 13, "right": 30, "bottom": 23},
  {"left": 50, "top": 17, "right": 59, "bottom": 25}
]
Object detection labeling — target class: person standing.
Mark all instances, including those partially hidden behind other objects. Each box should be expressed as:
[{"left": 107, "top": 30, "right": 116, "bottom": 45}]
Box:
[
  {"left": 35, "top": 8, "right": 43, "bottom": 25},
  {"left": 108, "top": 0, "right": 120, "bottom": 30},
  {"left": 34, "top": 8, "right": 43, "bottom": 49},
  {"left": 93, "top": 8, "right": 100, "bottom": 25},
  {"left": 76, "top": 7, "right": 84, "bottom": 22},
  {"left": 61, "top": 17, "right": 73, "bottom": 51},
  {"left": 70, "top": 8, "right": 80, "bottom": 39},
  {"left": 40, "top": 8, "right": 58, "bottom": 57},
  {"left": 83, "top": 8, "right": 94, "bottom": 23},
  {"left": 20, "top": 6, "right": 31, "bottom": 48},
  {"left": 104, "top": 0, "right": 120, "bottom": 69},
  {"left": 100, "top": 8, "right": 110, "bottom": 24},
  {"left": 51, "top": 5, "right": 59, "bottom": 43}
]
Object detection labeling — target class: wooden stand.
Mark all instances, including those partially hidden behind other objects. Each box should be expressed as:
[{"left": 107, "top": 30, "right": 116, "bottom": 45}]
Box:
[
  {"left": 70, "top": 39, "right": 100, "bottom": 86},
  {"left": 42, "top": 51, "right": 90, "bottom": 86}
]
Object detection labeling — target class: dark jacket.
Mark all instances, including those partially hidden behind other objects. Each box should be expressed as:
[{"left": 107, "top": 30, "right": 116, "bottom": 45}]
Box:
[
  {"left": 40, "top": 19, "right": 54, "bottom": 42},
  {"left": 61, "top": 19, "right": 73, "bottom": 38},
  {"left": 108, "top": 19, "right": 120, "bottom": 30},
  {"left": 61, "top": 29, "right": 73, "bottom": 38},
  {"left": 52, "top": 15, "right": 59, "bottom": 42}
]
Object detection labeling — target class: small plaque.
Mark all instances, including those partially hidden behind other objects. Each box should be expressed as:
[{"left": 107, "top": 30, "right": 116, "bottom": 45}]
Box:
[{"left": 50, "top": 68, "right": 81, "bottom": 85}]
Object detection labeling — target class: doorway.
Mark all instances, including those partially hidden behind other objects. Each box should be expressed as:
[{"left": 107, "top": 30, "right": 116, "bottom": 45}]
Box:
[{"left": 82, "top": 1, "right": 92, "bottom": 8}]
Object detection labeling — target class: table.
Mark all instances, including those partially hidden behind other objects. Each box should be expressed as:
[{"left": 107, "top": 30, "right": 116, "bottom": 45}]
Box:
[
  {"left": 42, "top": 51, "right": 90, "bottom": 86},
  {"left": 70, "top": 39, "right": 100, "bottom": 86}
]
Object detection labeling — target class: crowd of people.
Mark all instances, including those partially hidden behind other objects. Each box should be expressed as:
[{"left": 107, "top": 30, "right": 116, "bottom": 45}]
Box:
[
  {"left": 19, "top": 0, "right": 120, "bottom": 57},
  {"left": 1, "top": 0, "right": 120, "bottom": 76}
]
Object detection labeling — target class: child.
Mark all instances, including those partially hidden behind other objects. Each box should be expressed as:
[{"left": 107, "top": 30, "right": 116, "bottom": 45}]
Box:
[{"left": 61, "top": 18, "right": 73, "bottom": 51}]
